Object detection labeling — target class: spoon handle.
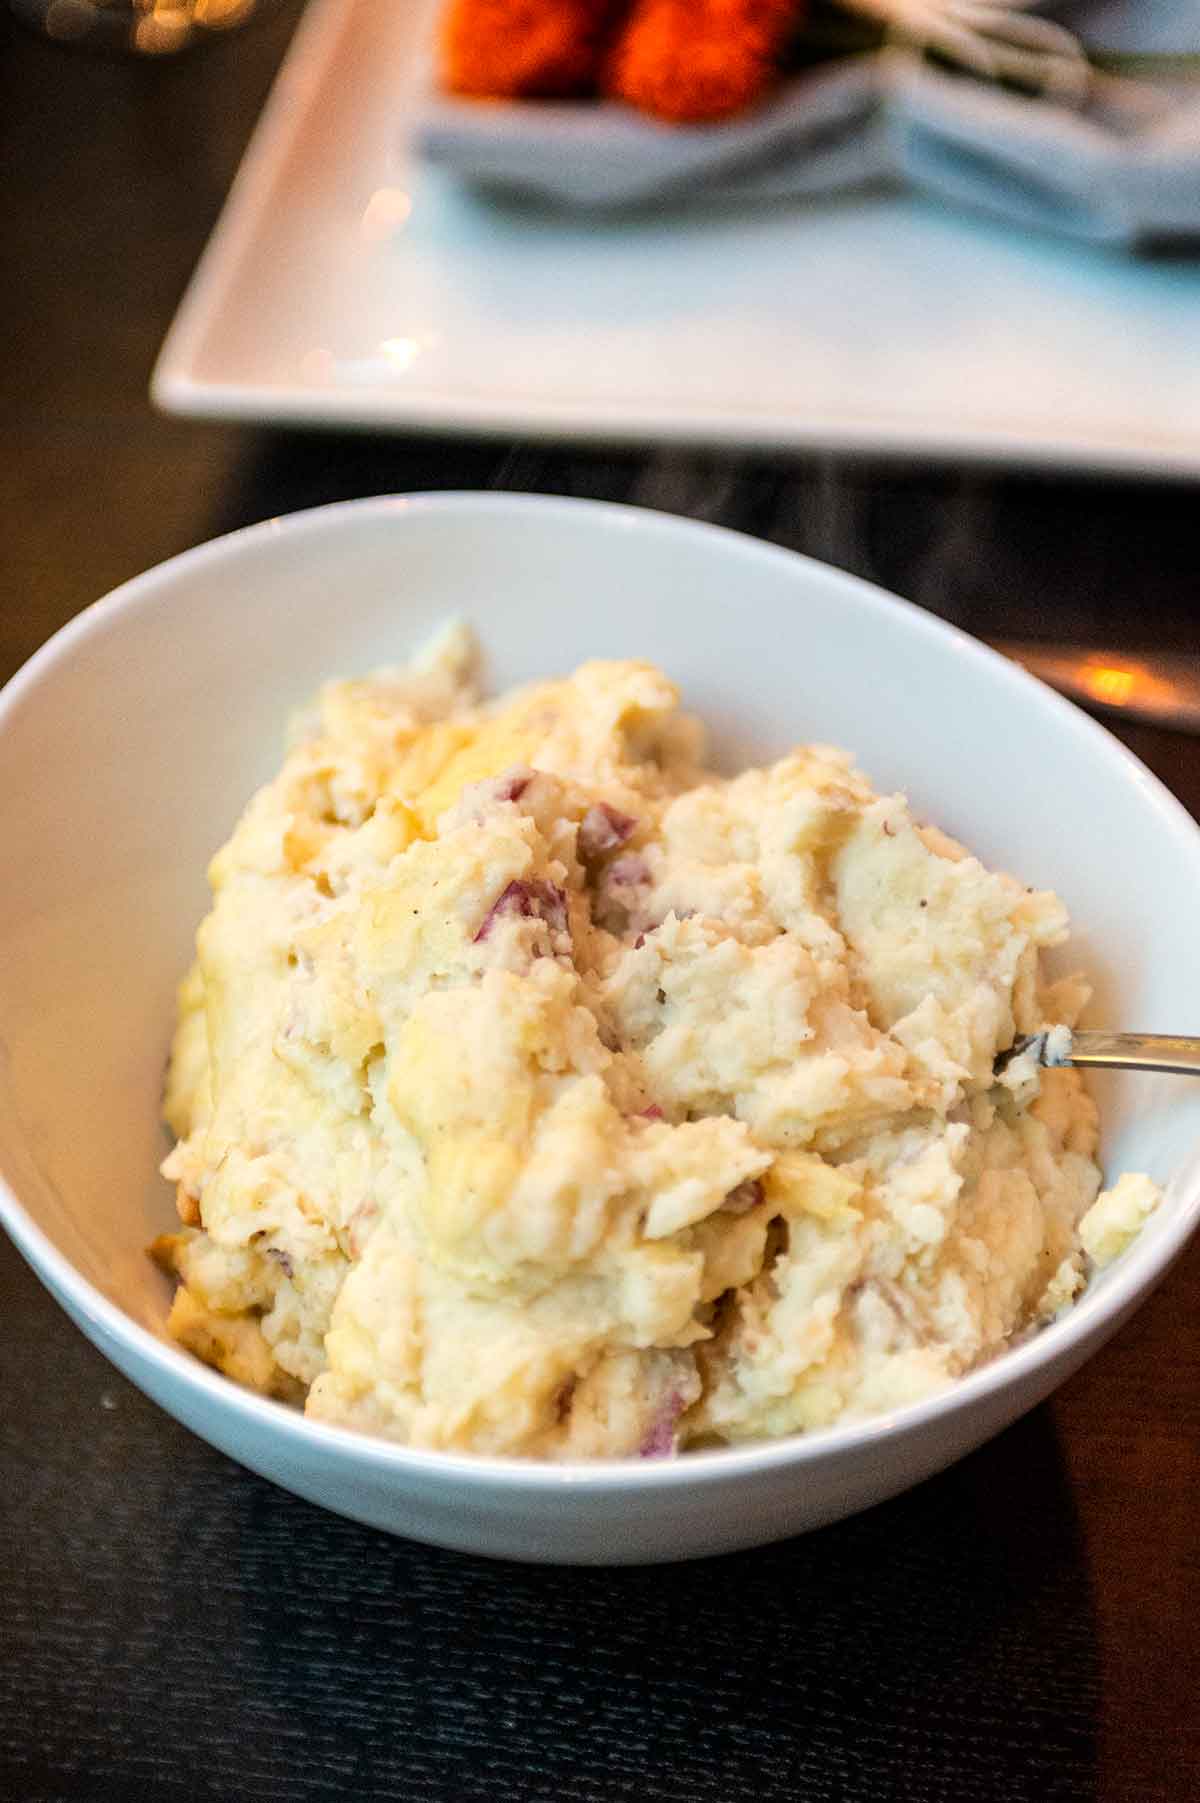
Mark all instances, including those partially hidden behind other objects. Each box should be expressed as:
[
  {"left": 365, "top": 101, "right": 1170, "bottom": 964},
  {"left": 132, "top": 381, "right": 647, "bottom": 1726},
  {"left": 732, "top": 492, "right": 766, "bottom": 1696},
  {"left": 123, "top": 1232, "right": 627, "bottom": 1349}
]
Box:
[{"left": 1066, "top": 1031, "right": 1200, "bottom": 1077}]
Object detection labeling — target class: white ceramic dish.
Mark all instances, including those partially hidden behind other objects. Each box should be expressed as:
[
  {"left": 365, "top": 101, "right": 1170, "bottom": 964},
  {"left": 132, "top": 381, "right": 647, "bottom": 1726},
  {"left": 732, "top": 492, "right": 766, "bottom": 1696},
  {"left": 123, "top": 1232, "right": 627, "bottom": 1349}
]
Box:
[
  {"left": 3, "top": 492, "right": 1200, "bottom": 1565},
  {"left": 151, "top": 0, "right": 1200, "bottom": 472}
]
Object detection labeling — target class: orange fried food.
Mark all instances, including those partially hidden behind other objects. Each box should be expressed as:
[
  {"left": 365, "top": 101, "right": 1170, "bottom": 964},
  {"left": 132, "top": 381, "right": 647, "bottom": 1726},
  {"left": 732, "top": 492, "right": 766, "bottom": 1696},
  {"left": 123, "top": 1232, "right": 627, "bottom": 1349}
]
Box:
[
  {"left": 606, "top": 0, "right": 803, "bottom": 122},
  {"left": 441, "top": 0, "right": 631, "bottom": 99}
]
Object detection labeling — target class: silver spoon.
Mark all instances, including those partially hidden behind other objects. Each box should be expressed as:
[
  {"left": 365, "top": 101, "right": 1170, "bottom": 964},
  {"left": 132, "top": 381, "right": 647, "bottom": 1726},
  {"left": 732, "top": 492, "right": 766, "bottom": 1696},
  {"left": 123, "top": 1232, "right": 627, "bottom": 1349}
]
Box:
[{"left": 1000, "top": 1030, "right": 1200, "bottom": 1078}]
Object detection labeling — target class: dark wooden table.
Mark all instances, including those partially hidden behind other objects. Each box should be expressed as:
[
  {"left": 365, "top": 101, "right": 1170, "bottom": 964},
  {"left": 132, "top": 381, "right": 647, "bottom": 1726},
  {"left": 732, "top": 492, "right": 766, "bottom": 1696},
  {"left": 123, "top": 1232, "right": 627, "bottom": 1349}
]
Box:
[{"left": 2, "top": 7, "right": 1198, "bottom": 1799}]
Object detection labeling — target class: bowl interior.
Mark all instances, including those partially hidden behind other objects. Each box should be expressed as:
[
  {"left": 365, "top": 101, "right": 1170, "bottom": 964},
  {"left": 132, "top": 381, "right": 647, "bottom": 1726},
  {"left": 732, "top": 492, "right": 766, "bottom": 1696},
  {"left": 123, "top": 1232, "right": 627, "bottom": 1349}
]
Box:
[{"left": 3, "top": 493, "right": 1199, "bottom": 1368}]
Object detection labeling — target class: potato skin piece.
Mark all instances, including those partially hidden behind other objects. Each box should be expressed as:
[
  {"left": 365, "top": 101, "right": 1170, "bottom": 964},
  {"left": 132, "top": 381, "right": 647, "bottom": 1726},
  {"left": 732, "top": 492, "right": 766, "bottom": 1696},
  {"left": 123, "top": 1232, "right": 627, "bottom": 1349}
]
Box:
[
  {"left": 441, "top": 0, "right": 631, "bottom": 99},
  {"left": 606, "top": 0, "right": 803, "bottom": 123}
]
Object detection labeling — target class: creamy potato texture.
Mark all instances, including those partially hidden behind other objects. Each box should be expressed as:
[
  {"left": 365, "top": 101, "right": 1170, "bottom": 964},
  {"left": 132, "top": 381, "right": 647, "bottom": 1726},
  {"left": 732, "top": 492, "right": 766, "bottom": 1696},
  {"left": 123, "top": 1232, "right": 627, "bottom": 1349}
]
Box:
[{"left": 154, "top": 628, "right": 1159, "bottom": 1457}]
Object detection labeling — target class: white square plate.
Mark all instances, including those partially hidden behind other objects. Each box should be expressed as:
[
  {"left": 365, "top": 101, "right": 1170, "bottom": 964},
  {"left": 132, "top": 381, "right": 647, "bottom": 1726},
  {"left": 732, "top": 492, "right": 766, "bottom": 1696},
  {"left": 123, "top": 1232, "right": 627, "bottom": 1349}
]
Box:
[{"left": 153, "top": 0, "right": 1200, "bottom": 472}]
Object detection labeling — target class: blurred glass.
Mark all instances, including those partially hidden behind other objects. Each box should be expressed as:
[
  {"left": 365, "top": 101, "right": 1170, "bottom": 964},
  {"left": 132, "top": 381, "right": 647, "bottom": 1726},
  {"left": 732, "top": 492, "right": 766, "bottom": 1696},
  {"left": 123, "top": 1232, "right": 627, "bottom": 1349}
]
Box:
[{"left": 11, "top": 0, "right": 272, "bottom": 55}]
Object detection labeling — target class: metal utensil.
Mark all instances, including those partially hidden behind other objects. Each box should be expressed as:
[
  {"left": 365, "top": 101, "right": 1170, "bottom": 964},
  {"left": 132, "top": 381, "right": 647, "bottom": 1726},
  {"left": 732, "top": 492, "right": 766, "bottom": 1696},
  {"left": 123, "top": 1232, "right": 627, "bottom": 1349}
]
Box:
[
  {"left": 1002, "top": 1030, "right": 1200, "bottom": 1078},
  {"left": 994, "top": 642, "right": 1200, "bottom": 735}
]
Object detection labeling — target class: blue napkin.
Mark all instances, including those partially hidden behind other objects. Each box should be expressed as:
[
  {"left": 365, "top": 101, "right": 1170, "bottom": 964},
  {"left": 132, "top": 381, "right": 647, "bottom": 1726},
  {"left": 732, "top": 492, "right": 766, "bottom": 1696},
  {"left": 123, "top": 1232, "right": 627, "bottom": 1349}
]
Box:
[{"left": 416, "top": 2, "right": 1200, "bottom": 245}]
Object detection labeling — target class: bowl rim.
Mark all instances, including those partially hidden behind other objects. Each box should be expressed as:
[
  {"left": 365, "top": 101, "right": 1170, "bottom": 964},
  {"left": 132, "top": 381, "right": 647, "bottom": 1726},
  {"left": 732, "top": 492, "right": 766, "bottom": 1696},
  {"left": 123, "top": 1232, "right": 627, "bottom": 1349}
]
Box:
[{"left": 3, "top": 488, "right": 1200, "bottom": 1495}]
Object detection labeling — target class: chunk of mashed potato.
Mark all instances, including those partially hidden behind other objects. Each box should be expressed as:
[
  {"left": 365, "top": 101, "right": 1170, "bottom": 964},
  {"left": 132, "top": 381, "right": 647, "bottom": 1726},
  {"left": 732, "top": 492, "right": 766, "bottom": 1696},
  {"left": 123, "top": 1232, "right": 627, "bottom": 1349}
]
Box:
[{"left": 152, "top": 627, "right": 1159, "bottom": 1458}]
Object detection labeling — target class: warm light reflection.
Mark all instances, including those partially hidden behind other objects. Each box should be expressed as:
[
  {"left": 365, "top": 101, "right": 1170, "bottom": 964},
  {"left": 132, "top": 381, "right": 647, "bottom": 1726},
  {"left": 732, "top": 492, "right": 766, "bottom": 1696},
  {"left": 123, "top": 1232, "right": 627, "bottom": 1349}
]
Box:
[
  {"left": 1004, "top": 642, "right": 1200, "bottom": 731},
  {"left": 194, "top": 0, "right": 255, "bottom": 22},
  {"left": 379, "top": 337, "right": 420, "bottom": 372},
  {"left": 360, "top": 187, "right": 413, "bottom": 244},
  {"left": 301, "top": 337, "right": 439, "bottom": 387},
  {"left": 42, "top": 0, "right": 256, "bottom": 48},
  {"left": 134, "top": 2, "right": 205, "bottom": 52},
  {"left": 1085, "top": 665, "right": 1136, "bottom": 707}
]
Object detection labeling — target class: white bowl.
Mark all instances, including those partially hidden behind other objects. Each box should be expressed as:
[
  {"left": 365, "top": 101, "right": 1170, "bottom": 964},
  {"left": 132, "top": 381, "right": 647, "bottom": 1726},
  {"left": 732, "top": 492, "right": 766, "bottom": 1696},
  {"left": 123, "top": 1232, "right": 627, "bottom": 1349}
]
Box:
[{"left": 3, "top": 493, "right": 1200, "bottom": 1565}]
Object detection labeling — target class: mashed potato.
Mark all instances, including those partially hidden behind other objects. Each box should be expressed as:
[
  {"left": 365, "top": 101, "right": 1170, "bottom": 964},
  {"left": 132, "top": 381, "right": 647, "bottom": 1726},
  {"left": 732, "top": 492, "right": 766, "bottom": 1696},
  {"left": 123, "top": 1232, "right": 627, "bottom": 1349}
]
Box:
[{"left": 152, "top": 627, "right": 1159, "bottom": 1458}]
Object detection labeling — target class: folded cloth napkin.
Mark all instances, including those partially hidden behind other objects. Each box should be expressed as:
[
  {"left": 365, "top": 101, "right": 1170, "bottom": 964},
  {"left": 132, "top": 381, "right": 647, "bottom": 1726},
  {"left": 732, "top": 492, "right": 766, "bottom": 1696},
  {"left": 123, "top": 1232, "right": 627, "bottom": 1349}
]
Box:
[{"left": 415, "top": 1, "right": 1200, "bottom": 245}]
